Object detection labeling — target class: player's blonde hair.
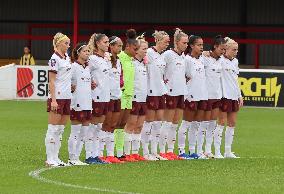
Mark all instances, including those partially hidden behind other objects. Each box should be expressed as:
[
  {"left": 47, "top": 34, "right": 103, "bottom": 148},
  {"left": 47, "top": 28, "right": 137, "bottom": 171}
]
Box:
[
  {"left": 152, "top": 30, "right": 169, "bottom": 43},
  {"left": 224, "top": 37, "right": 238, "bottom": 48},
  {"left": 53, "top": 32, "right": 69, "bottom": 51},
  {"left": 174, "top": 28, "right": 188, "bottom": 45},
  {"left": 88, "top": 33, "right": 107, "bottom": 53},
  {"left": 136, "top": 33, "right": 148, "bottom": 46}
]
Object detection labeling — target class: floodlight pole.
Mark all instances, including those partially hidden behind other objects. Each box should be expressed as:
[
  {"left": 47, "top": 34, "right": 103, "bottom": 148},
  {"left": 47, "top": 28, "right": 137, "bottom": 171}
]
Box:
[{"left": 73, "top": 0, "right": 78, "bottom": 46}]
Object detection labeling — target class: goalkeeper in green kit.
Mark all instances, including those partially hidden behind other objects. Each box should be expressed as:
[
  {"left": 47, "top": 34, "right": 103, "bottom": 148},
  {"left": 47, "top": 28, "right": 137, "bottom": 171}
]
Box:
[{"left": 115, "top": 29, "right": 138, "bottom": 159}]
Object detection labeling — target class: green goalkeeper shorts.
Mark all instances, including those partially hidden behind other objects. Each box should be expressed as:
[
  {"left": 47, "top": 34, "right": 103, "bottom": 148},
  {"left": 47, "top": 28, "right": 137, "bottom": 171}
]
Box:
[{"left": 121, "top": 94, "right": 132, "bottom": 109}]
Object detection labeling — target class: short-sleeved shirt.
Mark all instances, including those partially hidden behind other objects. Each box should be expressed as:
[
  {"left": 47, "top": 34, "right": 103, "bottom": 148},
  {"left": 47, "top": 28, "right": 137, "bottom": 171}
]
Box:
[
  {"left": 163, "top": 49, "right": 187, "bottom": 96},
  {"left": 109, "top": 59, "right": 122, "bottom": 100},
  {"left": 71, "top": 61, "right": 92, "bottom": 111},
  {"left": 221, "top": 56, "right": 241, "bottom": 100},
  {"left": 89, "top": 54, "right": 111, "bottom": 102},
  {"left": 185, "top": 55, "right": 208, "bottom": 102},
  {"left": 133, "top": 58, "right": 148, "bottom": 102},
  {"left": 203, "top": 55, "right": 223, "bottom": 100},
  {"left": 146, "top": 47, "right": 167, "bottom": 96},
  {"left": 48, "top": 52, "right": 72, "bottom": 99}
]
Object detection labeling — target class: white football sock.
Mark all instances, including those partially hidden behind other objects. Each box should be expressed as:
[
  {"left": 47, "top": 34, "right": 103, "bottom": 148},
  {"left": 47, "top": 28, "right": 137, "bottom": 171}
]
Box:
[
  {"left": 178, "top": 120, "right": 191, "bottom": 155},
  {"left": 214, "top": 124, "right": 224, "bottom": 155},
  {"left": 158, "top": 121, "right": 171, "bottom": 154},
  {"left": 54, "top": 125, "right": 65, "bottom": 161},
  {"left": 188, "top": 121, "right": 199, "bottom": 154},
  {"left": 93, "top": 123, "right": 102, "bottom": 157},
  {"left": 99, "top": 130, "right": 107, "bottom": 157},
  {"left": 205, "top": 120, "right": 216, "bottom": 154},
  {"left": 124, "top": 132, "right": 132, "bottom": 155},
  {"left": 131, "top": 133, "right": 141, "bottom": 154},
  {"left": 167, "top": 123, "right": 178, "bottom": 153},
  {"left": 150, "top": 121, "right": 162, "bottom": 154},
  {"left": 68, "top": 124, "right": 82, "bottom": 161},
  {"left": 83, "top": 124, "right": 94, "bottom": 159},
  {"left": 225, "top": 126, "right": 235, "bottom": 154},
  {"left": 75, "top": 126, "right": 85, "bottom": 160},
  {"left": 141, "top": 121, "right": 152, "bottom": 156},
  {"left": 105, "top": 132, "right": 115, "bottom": 157},
  {"left": 45, "top": 124, "right": 57, "bottom": 162},
  {"left": 196, "top": 121, "right": 209, "bottom": 155}
]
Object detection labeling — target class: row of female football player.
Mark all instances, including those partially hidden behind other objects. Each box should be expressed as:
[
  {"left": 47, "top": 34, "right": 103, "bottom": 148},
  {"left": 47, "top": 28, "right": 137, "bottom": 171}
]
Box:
[{"left": 44, "top": 28, "right": 243, "bottom": 166}]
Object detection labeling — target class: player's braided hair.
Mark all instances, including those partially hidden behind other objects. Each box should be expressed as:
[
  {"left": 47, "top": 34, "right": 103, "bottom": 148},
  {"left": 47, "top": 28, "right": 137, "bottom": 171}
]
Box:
[{"left": 53, "top": 32, "right": 69, "bottom": 51}]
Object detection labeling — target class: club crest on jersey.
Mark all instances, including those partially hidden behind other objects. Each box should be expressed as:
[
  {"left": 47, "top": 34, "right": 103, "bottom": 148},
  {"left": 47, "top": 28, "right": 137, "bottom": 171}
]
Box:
[{"left": 50, "top": 59, "right": 56, "bottom": 67}]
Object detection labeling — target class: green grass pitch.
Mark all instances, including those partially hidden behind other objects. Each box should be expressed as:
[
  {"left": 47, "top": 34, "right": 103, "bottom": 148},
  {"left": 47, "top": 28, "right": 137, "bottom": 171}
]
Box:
[{"left": 0, "top": 100, "right": 283, "bottom": 194}]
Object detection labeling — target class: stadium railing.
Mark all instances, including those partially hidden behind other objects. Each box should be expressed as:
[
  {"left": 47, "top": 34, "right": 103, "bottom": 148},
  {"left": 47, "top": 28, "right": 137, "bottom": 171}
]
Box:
[{"left": 1, "top": 23, "right": 284, "bottom": 68}]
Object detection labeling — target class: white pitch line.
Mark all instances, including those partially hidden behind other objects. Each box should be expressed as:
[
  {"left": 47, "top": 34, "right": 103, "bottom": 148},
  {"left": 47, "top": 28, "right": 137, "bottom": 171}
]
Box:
[
  {"left": 29, "top": 156, "right": 284, "bottom": 193},
  {"left": 28, "top": 167, "right": 142, "bottom": 194}
]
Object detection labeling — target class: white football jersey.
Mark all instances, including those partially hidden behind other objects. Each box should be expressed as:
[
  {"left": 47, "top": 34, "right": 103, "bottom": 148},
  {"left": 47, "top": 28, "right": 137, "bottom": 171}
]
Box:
[
  {"left": 185, "top": 55, "right": 208, "bottom": 101},
  {"left": 133, "top": 58, "right": 148, "bottom": 102},
  {"left": 220, "top": 56, "right": 242, "bottom": 100},
  {"left": 146, "top": 47, "right": 167, "bottom": 96},
  {"left": 203, "top": 55, "right": 223, "bottom": 99},
  {"left": 89, "top": 54, "right": 111, "bottom": 102},
  {"left": 109, "top": 59, "right": 122, "bottom": 100},
  {"left": 163, "top": 49, "right": 187, "bottom": 96},
  {"left": 48, "top": 52, "right": 72, "bottom": 99},
  {"left": 71, "top": 62, "right": 92, "bottom": 111}
]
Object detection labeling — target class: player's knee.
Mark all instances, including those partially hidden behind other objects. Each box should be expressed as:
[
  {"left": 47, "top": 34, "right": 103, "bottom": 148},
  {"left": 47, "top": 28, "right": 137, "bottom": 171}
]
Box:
[
  {"left": 110, "top": 121, "right": 118, "bottom": 129},
  {"left": 227, "top": 121, "right": 236, "bottom": 127},
  {"left": 136, "top": 124, "right": 143, "bottom": 132},
  {"left": 218, "top": 118, "right": 226, "bottom": 126}
]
